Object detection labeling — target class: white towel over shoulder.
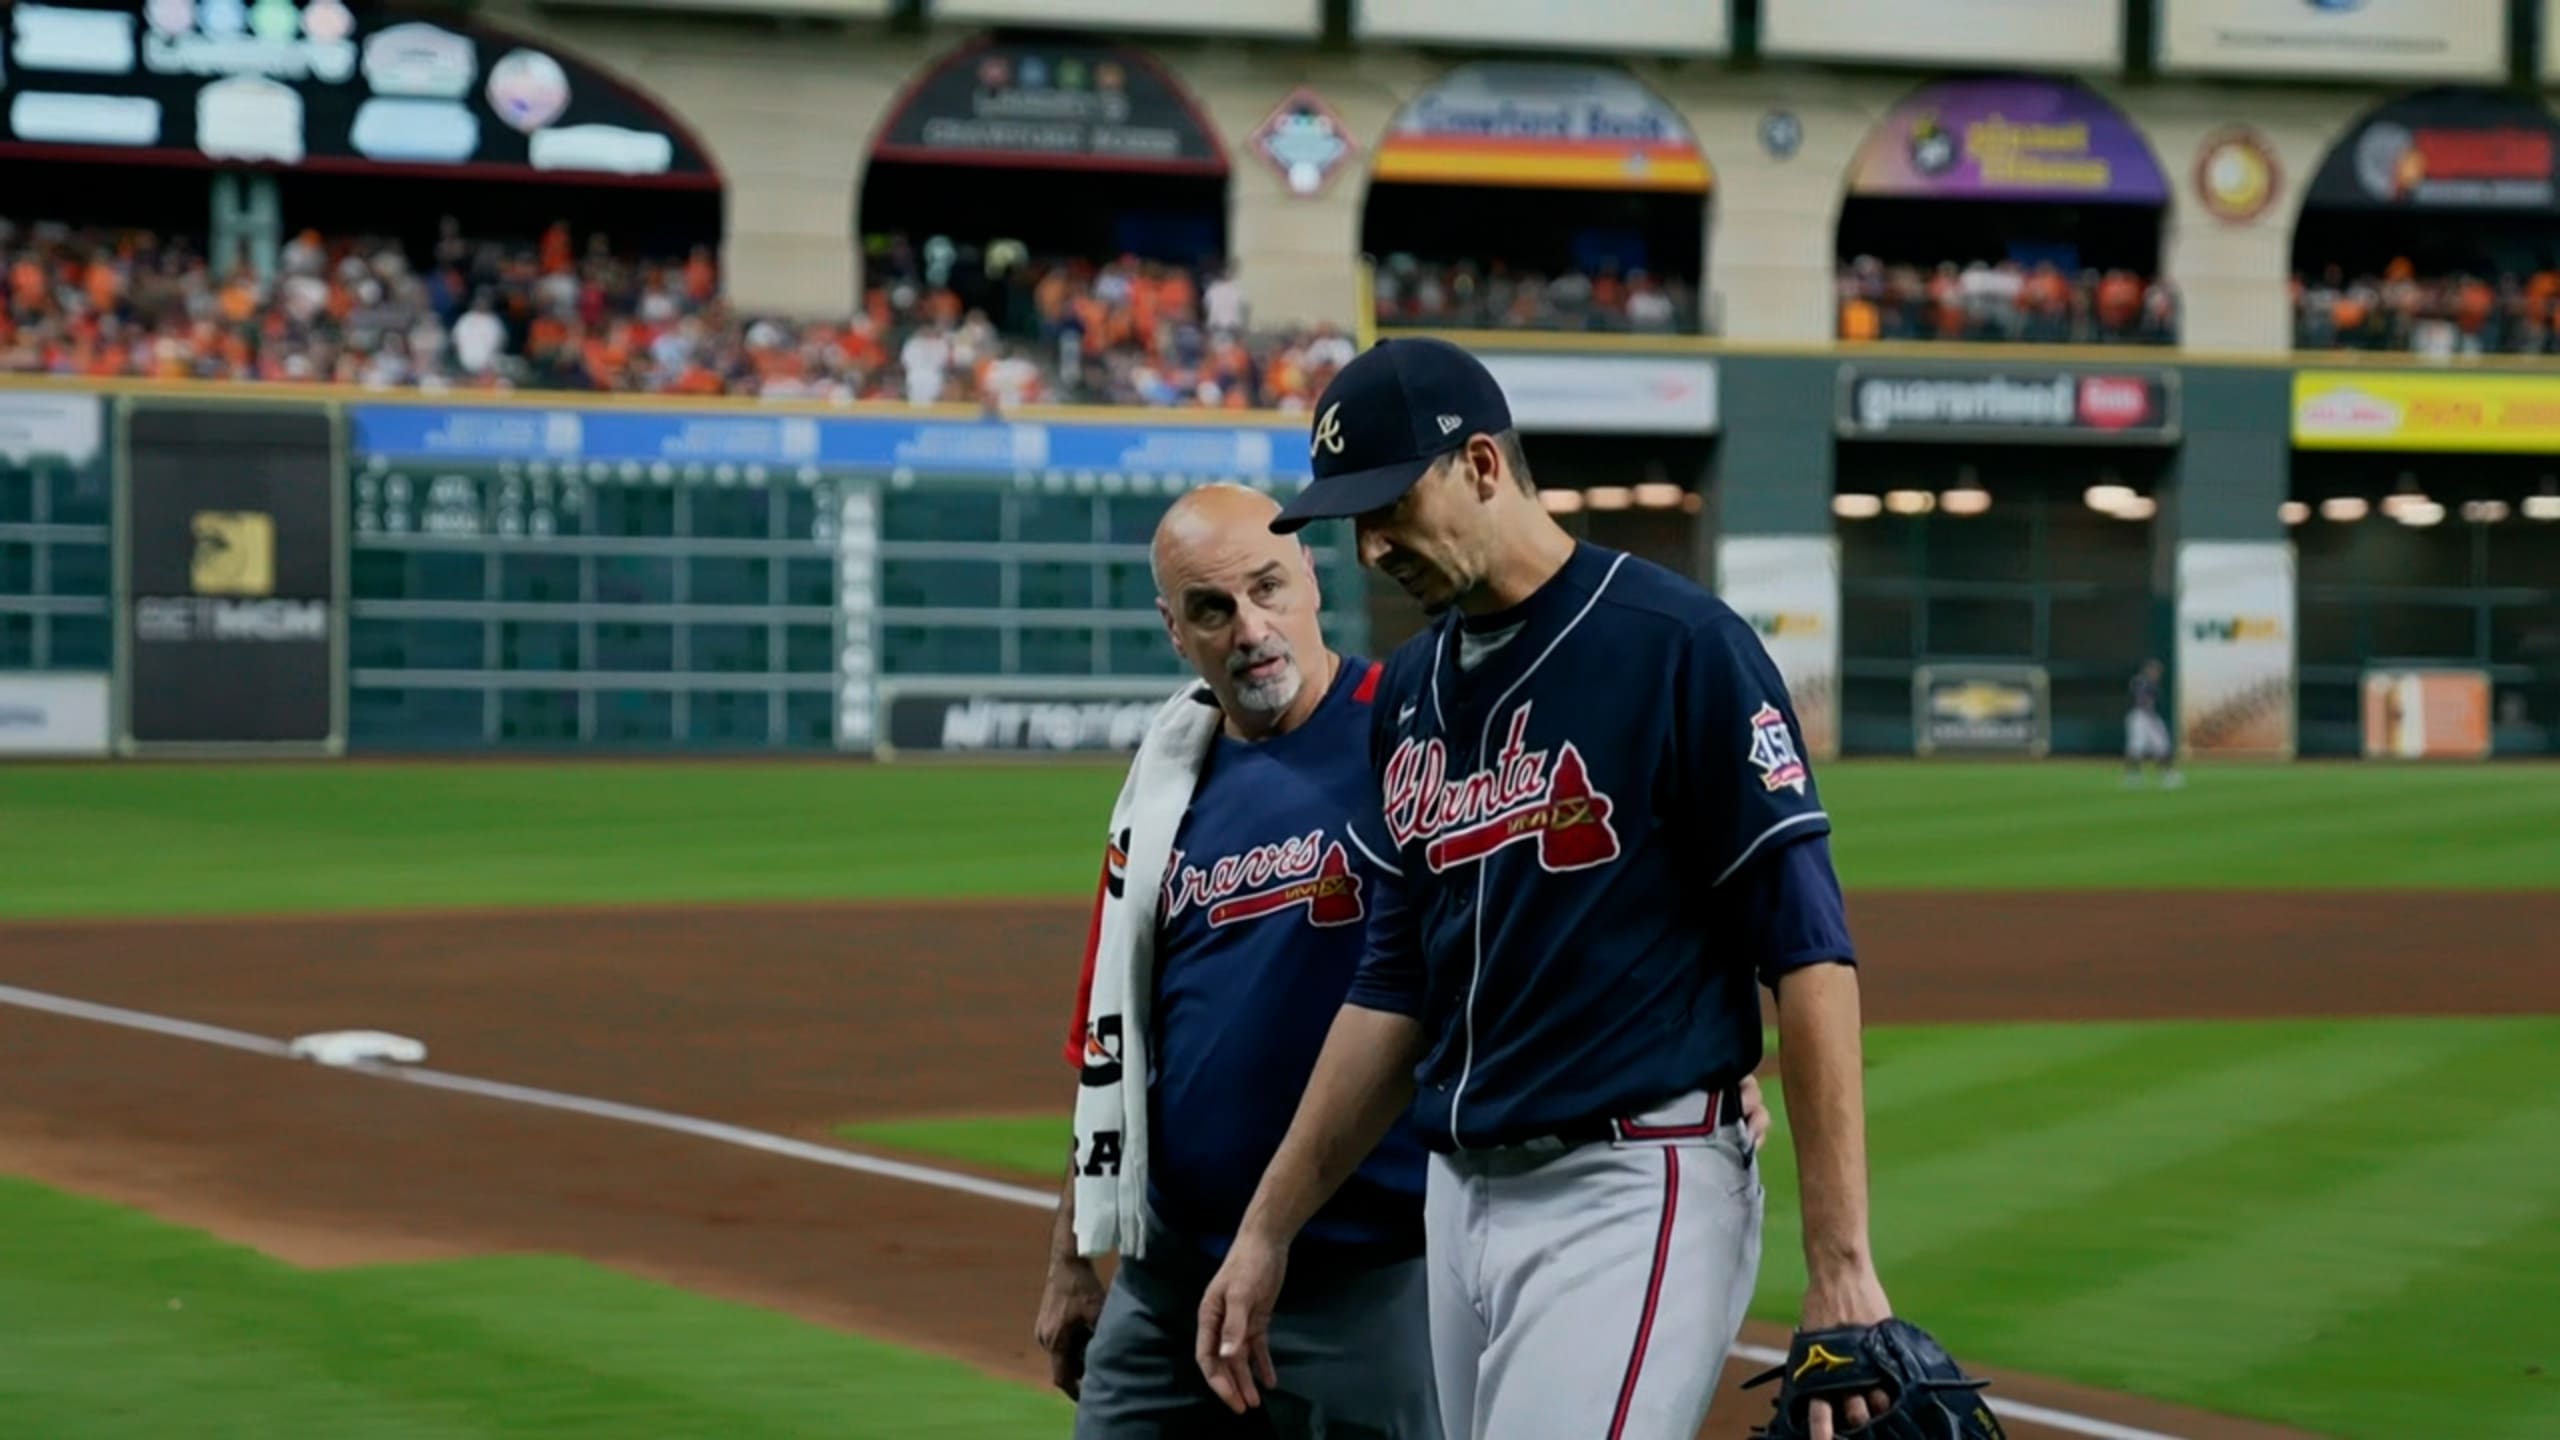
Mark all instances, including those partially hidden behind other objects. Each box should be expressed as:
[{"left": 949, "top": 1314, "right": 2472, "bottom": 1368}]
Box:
[{"left": 1070, "top": 681, "right": 1222, "bottom": 1260}]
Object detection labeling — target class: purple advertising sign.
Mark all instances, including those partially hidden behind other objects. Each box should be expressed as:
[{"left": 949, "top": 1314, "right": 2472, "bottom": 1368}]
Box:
[{"left": 1848, "top": 78, "right": 2168, "bottom": 203}]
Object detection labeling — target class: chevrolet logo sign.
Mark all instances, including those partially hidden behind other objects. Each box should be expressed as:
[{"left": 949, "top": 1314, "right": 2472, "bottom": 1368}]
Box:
[{"left": 1931, "top": 682, "right": 2034, "bottom": 722}]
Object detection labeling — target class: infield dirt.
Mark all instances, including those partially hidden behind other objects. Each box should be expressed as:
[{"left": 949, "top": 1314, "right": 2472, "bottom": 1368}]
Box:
[{"left": 3, "top": 891, "right": 2552, "bottom": 1439}]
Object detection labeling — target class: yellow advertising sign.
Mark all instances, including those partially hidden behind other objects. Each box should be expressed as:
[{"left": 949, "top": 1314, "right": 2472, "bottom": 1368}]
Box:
[{"left": 2292, "top": 371, "right": 2560, "bottom": 452}]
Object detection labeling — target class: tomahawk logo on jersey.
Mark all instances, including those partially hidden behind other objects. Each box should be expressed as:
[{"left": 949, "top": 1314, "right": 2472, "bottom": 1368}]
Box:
[
  {"left": 1164, "top": 832, "right": 1367, "bottom": 929},
  {"left": 1343, "top": 541, "right": 1853, "bottom": 1153}
]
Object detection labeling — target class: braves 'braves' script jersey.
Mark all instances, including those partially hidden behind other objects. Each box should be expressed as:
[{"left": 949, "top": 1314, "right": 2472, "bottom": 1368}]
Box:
[
  {"left": 1343, "top": 541, "right": 1855, "bottom": 1152},
  {"left": 1066, "top": 656, "right": 1427, "bottom": 1257}
]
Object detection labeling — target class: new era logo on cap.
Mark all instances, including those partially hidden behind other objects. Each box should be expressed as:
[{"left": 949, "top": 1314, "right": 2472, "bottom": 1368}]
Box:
[{"left": 1271, "top": 337, "right": 1514, "bottom": 535}]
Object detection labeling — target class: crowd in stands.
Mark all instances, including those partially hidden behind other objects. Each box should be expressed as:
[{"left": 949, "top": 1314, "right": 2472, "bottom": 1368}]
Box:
[
  {"left": 1369, "top": 254, "right": 1706, "bottom": 333},
  {"left": 1836, "top": 256, "right": 2178, "bottom": 346},
  {"left": 2291, "top": 263, "right": 2560, "bottom": 356},
  {"left": 0, "top": 217, "right": 1353, "bottom": 411}
]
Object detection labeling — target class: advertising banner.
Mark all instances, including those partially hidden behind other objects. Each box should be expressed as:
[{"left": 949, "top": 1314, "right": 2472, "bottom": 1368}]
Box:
[
  {"left": 122, "top": 406, "right": 340, "bottom": 752},
  {"left": 2158, "top": 0, "right": 2504, "bottom": 81},
  {"left": 1847, "top": 77, "right": 2169, "bottom": 203},
  {"left": 1912, "top": 664, "right": 2050, "bottom": 757},
  {"left": 2177, "top": 541, "right": 2296, "bottom": 759},
  {"left": 2304, "top": 90, "right": 2560, "bottom": 211},
  {"left": 935, "top": 0, "right": 1317, "bottom": 36},
  {"left": 2362, "top": 668, "right": 2492, "bottom": 759},
  {"left": 0, "top": 7, "right": 715, "bottom": 184},
  {"left": 346, "top": 405, "right": 1312, "bottom": 487},
  {"left": 1356, "top": 0, "right": 1726, "bottom": 56},
  {"left": 0, "top": 674, "right": 110, "bottom": 756},
  {"left": 1717, "top": 536, "right": 1839, "bottom": 761},
  {"left": 880, "top": 681, "right": 1190, "bottom": 755},
  {"left": 1374, "top": 62, "right": 1709, "bottom": 192},
  {"left": 1762, "top": 0, "right": 2123, "bottom": 69},
  {"left": 1478, "top": 354, "right": 1718, "bottom": 435},
  {"left": 873, "top": 39, "right": 1223, "bottom": 173},
  {"left": 1838, "top": 365, "right": 2179, "bottom": 444},
  {"left": 0, "top": 390, "right": 104, "bottom": 464},
  {"left": 2292, "top": 372, "right": 2560, "bottom": 453}
]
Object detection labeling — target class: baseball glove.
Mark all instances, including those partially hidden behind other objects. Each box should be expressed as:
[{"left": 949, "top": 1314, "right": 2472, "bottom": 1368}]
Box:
[{"left": 1741, "top": 1318, "right": 2005, "bottom": 1440}]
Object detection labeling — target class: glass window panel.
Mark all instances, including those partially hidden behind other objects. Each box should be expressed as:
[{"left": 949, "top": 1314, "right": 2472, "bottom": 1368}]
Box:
[
  {"left": 2297, "top": 597, "right": 2367, "bottom": 668},
  {"left": 0, "top": 612, "right": 30, "bottom": 666},
  {"left": 784, "top": 691, "right": 835, "bottom": 747},
  {"left": 2485, "top": 522, "right": 2560, "bottom": 588},
  {"left": 1841, "top": 593, "right": 1914, "bottom": 661},
  {"left": 592, "top": 485, "right": 677, "bottom": 538},
  {"left": 1019, "top": 626, "right": 1098, "bottom": 675},
  {"left": 351, "top": 687, "right": 484, "bottom": 747},
  {"left": 1924, "top": 594, "right": 2036, "bottom": 658},
  {"left": 353, "top": 548, "right": 482, "bottom": 601},
  {"left": 1108, "top": 627, "right": 1189, "bottom": 677},
  {"left": 881, "top": 558, "right": 1002, "bottom": 608},
  {"left": 1923, "top": 510, "right": 2036, "bottom": 583},
  {"left": 1015, "top": 494, "right": 1096, "bottom": 543},
  {"left": 786, "top": 557, "right": 834, "bottom": 606},
  {"left": 686, "top": 690, "right": 770, "bottom": 744},
  {"left": 45, "top": 613, "right": 107, "bottom": 669},
  {"left": 689, "top": 623, "right": 767, "bottom": 673},
  {"left": 882, "top": 490, "right": 1001, "bottom": 542},
  {"left": 1019, "top": 561, "right": 1097, "bottom": 609},
  {"left": 2369, "top": 601, "right": 2480, "bottom": 662},
  {"left": 687, "top": 556, "right": 770, "bottom": 606},
  {"left": 883, "top": 624, "right": 1000, "bottom": 674},
  {"left": 785, "top": 623, "right": 834, "bottom": 674},
  {"left": 595, "top": 555, "right": 673, "bottom": 605},
  {"left": 498, "top": 688, "right": 580, "bottom": 742},
  {"left": 352, "top": 618, "right": 481, "bottom": 669},
  {"left": 48, "top": 542, "right": 107, "bottom": 597},
  {"left": 47, "top": 464, "right": 109, "bottom": 526},
  {"left": 501, "top": 553, "right": 582, "bottom": 603},
  {"left": 2358, "top": 521, "right": 2476, "bottom": 589},
  {"left": 595, "top": 690, "right": 675, "bottom": 743},
  {"left": 1105, "top": 496, "right": 1170, "bottom": 544},
  {"left": 1839, "top": 516, "right": 1919, "bottom": 581},
  {"left": 499, "top": 621, "right": 581, "bottom": 671},
  {"left": 1105, "top": 560, "right": 1157, "bottom": 608},
  {"left": 0, "top": 543, "right": 28, "bottom": 594},
  {"left": 0, "top": 467, "right": 30, "bottom": 523},
  {"left": 2045, "top": 591, "right": 2150, "bottom": 664},
  {"left": 688, "top": 489, "right": 771, "bottom": 540},
  {"left": 595, "top": 622, "right": 674, "bottom": 671},
  {"left": 2490, "top": 600, "right": 2560, "bottom": 667}
]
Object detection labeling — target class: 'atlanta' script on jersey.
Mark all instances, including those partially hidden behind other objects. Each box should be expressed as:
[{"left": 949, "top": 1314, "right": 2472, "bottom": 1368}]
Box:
[
  {"left": 1163, "top": 831, "right": 1366, "bottom": 929},
  {"left": 1381, "top": 702, "right": 1622, "bottom": 875}
]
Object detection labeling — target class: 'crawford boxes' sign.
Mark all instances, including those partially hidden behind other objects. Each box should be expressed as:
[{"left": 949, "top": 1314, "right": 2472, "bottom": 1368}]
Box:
[{"left": 1836, "top": 365, "right": 2179, "bottom": 443}]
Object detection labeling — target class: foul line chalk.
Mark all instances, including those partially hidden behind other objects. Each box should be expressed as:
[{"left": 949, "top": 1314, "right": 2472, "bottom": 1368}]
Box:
[{"left": 0, "top": 982, "right": 2183, "bottom": 1440}]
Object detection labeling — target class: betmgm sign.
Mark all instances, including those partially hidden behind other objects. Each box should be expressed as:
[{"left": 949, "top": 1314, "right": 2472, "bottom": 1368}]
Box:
[{"left": 120, "top": 405, "right": 343, "bottom": 754}]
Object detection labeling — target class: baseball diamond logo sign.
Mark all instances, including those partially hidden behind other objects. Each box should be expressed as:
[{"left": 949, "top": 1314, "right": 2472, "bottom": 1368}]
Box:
[
  {"left": 1837, "top": 366, "right": 2178, "bottom": 443},
  {"left": 1382, "top": 703, "right": 1622, "bottom": 874},
  {"left": 1163, "top": 831, "right": 1366, "bottom": 929}
]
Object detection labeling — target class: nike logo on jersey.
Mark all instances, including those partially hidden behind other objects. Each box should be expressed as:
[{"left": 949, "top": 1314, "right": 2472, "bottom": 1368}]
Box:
[
  {"left": 1163, "top": 830, "right": 1366, "bottom": 929},
  {"left": 1380, "top": 702, "right": 1622, "bottom": 874},
  {"left": 1398, "top": 702, "right": 1418, "bottom": 724}
]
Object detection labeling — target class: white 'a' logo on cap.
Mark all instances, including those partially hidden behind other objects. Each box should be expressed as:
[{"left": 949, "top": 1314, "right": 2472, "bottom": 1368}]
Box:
[{"left": 1312, "top": 402, "right": 1346, "bottom": 457}]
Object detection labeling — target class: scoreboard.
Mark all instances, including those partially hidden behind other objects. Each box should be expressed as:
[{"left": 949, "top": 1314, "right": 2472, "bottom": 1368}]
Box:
[{"left": 340, "top": 401, "right": 1343, "bottom": 752}]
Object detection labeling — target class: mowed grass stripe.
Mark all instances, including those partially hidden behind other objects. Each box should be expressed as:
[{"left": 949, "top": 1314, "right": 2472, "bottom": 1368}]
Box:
[
  {"left": 1747, "top": 1021, "right": 2482, "bottom": 1311},
  {"left": 1850, "top": 1023, "right": 2174, "bottom": 1119},
  {"left": 0, "top": 1178, "right": 1069, "bottom": 1438}
]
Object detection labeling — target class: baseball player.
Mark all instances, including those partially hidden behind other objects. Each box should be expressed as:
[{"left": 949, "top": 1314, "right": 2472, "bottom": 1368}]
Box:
[
  {"left": 1189, "top": 338, "right": 1979, "bottom": 1440},
  {"left": 1034, "top": 481, "right": 1778, "bottom": 1438},
  {"left": 2124, "top": 658, "right": 2181, "bottom": 788}
]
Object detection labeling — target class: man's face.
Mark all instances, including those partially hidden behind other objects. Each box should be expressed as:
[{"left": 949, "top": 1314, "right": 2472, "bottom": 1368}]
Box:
[
  {"left": 1354, "top": 443, "right": 1496, "bottom": 615},
  {"left": 1160, "top": 530, "right": 1326, "bottom": 725}
]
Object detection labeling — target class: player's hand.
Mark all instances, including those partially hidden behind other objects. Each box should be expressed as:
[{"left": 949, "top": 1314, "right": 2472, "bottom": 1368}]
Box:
[
  {"left": 1798, "top": 1267, "right": 1894, "bottom": 1440},
  {"left": 1034, "top": 1256, "right": 1107, "bottom": 1400},
  {"left": 1739, "top": 1074, "right": 1772, "bottom": 1149},
  {"left": 1195, "top": 1231, "right": 1285, "bottom": 1413}
]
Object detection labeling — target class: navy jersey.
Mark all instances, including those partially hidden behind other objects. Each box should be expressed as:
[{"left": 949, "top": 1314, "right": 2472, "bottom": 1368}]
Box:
[
  {"left": 1122, "top": 655, "right": 1428, "bottom": 1257},
  {"left": 2130, "top": 670, "right": 2161, "bottom": 715},
  {"left": 1344, "top": 542, "right": 1854, "bottom": 1152}
]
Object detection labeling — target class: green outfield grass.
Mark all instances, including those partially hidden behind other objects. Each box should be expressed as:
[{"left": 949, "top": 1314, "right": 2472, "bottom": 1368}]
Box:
[
  {"left": 841, "top": 1017, "right": 2560, "bottom": 1440},
  {"left": 0, "top": 1178, "right": 1070, "bottom": 1438},
  {"left": 2, "top": 759, "right": 2553, "bottom": 918}
]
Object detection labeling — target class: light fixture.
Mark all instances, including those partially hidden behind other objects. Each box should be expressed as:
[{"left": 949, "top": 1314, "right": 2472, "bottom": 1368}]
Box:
[
  {"left": 1541, "top": 488, "right": 1586, "bottom": 514},
  {"left": 2525, "top": 495, "right": 2560, "bottom": 521},
  {"left": 1585, "top": 485, "right": 1632, "bottom": 511},
  {"left": 1680, "top": 492, "right": 1704, "bottom": 515},
  {"left": 2321, "top": 496, "right": 2369, "bottom": 522},
  {"left": 1633, "top": 482, "right": 1683, "bottom": 509},
  {"left": 2279, "top": 501, "right": 2310, "bottom": 525},
  {"left": 1940, "top": 488, "right": 1992, "bottom": 516},
  {"left": 2396, "top": 500, "right": 2445, "bottom": 527},
  {"left": 1885, "top": 489, "right": 1936, "bottom": 515},
  {"left": 2462, "top": 500, "right": 2511, "bottom": 523},
  {"left": 2085, "top": 484, "right": 2135, "bottom": 512},
  {"left": 2380, "top": 491, "right": 2432, "bottom": 519},
  {"left": 1833, "top": 493, "right": 1884, "bottom": 519},
  {"left": 2113, "top": 496, "right": 2159, "bottom": 521}
]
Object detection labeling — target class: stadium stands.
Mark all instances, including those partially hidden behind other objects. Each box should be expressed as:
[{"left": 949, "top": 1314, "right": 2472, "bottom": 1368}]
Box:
[
  {"left": 2291, "top": 263, "right": 2560, "bottom": 356},
  {"left": 1836, "top": 256, "right": 2177, "bottom": 345}
]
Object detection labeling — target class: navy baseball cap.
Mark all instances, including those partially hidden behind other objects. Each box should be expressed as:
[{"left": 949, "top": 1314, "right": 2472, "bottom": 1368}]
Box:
[{"left": 1270, "top": 336, "right": 1513, "bottom": 535}]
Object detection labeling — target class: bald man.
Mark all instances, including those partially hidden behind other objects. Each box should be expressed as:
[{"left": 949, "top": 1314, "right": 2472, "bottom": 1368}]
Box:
[{"left": 1035, "top": 483, "right": 1440, "bottom": 1438}]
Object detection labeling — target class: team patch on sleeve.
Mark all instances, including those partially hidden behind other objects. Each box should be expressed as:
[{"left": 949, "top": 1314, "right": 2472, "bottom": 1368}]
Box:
[{"left": 1748, "top": 702, "right": 1809, "bottom": 795}]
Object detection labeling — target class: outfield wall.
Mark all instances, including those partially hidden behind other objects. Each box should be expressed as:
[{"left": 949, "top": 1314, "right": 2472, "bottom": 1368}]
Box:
[{"left": 3, "top": 354, "right": 2555, "bottom": 759}]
